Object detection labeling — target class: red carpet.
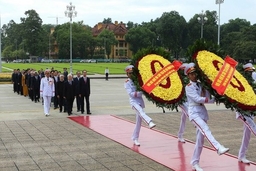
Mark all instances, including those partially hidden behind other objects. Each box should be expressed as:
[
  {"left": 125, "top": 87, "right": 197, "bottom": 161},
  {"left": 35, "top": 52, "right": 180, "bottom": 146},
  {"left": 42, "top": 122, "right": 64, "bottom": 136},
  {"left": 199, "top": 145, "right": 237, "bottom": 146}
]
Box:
[{"left": 69, "top": 115, "right": 256, "bottom": 171}]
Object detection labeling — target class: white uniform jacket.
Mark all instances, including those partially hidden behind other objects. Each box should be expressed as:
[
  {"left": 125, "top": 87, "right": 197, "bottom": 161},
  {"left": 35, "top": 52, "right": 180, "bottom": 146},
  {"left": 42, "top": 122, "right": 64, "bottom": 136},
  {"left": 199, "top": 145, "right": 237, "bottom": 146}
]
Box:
[
  {"left": 124, "top": 78, "right": 145, "bottom": 108},
  {"left": 40, "top": 77, "right": 55, "bottom": 97},
  {"left": 185, "top": 81, "right": 214, "bottom": 121}
]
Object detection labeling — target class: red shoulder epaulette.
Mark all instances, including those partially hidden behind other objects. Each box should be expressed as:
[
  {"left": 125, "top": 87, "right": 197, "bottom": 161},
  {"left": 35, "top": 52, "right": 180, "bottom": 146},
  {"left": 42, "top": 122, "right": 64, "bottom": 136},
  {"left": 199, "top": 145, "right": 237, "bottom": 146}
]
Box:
[{"left": 187, "top": 83, "right": 192, "bottom": 86}]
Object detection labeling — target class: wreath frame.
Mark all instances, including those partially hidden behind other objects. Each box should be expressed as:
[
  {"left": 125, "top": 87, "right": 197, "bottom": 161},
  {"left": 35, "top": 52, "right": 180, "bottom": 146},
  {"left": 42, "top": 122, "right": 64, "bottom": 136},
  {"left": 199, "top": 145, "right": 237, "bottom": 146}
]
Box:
[{"left": 130, "top": 47, "right": 186, "bottom": 111}]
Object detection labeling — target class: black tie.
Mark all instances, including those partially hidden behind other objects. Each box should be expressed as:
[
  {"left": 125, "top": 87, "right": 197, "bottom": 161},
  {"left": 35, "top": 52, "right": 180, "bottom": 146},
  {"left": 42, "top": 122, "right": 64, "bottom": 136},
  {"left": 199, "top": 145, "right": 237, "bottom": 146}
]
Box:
[{"left": 196, "top": 82, "right": 200, "bottom": 88}]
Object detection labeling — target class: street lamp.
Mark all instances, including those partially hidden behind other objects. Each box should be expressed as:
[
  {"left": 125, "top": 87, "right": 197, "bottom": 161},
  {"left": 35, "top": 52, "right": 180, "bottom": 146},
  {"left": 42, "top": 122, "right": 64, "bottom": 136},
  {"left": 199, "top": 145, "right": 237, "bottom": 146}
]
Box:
[
  {"left": 216, "top": 0, "right": 224, "bottom": 46},
  {"left": 15, "top": 39, "right": 17, "bottom": 60},
  {"left": 65, "top": 2, "right": 77, "bottom": 74},
  {"left": 197, "top": 10, "right": 208, "bottom": 39}
]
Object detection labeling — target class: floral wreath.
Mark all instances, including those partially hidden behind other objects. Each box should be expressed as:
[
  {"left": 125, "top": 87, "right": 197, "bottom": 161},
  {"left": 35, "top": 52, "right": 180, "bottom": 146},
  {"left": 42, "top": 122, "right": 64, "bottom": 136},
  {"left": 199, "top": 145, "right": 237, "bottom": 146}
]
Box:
[
  {"left": 194, "top": 50, "right": 256, "bottom": 116},
  {"left": 130, "top": 47, "right": 186, "bottom": 110}
]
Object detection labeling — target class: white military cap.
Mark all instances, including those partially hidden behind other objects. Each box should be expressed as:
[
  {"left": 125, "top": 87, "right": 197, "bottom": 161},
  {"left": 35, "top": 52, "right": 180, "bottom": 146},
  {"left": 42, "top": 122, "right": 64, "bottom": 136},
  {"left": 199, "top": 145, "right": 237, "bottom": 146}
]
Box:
[
  {"left": 243, "top": 63, "right": 254, "bottom": 71},
  {"left": 125, "top": 65, "right": 134, "bottom": 72},
  {"left": 184, "top": 63, "right": 196, "bottom": 75},
  {"left": 179, "top": 63, "right": 188, "bottom": 70}
]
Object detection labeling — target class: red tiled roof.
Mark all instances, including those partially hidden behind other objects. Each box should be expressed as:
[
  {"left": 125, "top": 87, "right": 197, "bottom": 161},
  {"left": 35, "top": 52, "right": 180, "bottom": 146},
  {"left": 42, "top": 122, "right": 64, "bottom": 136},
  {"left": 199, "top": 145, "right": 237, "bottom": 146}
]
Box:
[{"left": 92, "top": 22, "right": 128, "bottom": 36}]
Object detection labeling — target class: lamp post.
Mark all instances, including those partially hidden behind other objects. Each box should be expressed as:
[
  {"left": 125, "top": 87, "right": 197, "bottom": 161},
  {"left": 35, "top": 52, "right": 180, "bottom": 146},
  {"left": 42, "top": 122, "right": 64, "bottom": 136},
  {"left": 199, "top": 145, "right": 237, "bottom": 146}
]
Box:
[
  {"left": 197, "top": 10, "right": 208, "bottom": 39},
  {"left": 65, "top": 2, "right": 77, "bottom": 74},
  {"left": 0, "top": 14, "right": 2, "bottom": 73},
  {"left": 15, "top": 39, "right": 17, "bottom": 60},
  {"left": 216, "top": 0, "right": 224, "bottom": 46}
]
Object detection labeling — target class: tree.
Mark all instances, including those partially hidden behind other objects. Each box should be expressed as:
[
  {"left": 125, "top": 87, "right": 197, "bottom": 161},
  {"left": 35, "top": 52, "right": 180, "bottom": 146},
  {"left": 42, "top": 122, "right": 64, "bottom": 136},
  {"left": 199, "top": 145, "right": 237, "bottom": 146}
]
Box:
[
  {"left": 157, "top": 11, "right": 187, "bottom": 58},
  {"left": 102, "top": 18, "right": 112, "bottom": 24},
  {"left": 126, "top": 21, "right": 139, "bottom": 30},
  {"left": 98, "top": 29, "right": 118, "bottom": 59},
  {"left": 20, "top": 10, "right": 44, "bottom": 56},
  {"left": 125, "top": 26, "right": 155, "bottom": 54}
]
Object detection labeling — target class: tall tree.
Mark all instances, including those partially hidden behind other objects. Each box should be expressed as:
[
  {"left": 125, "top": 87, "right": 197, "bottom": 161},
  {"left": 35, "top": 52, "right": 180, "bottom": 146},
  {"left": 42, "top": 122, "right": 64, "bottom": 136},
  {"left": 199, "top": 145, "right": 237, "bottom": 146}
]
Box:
[
  {"left": 157, "top": 11, "right": 187, "bottom": 58},
  {"left": 125, "top": 27, "right": 155, "bottom": 54},
  {"left": 102, "top": 18, "right": 112, "bottom": 24},
  {"left": 20, "top": 10, "right": 44, "bottom": 56}
]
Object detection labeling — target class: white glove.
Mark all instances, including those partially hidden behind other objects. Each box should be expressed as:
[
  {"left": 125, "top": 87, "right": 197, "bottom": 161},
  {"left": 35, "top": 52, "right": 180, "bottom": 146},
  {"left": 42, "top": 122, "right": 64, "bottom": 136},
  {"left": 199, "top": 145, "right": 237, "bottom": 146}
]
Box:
[
  {"left": 137, "top": 91, "right": 143, "bottom": 97},
  {"left": 208, "top": 97, "right": 215, "bottom": 103}
]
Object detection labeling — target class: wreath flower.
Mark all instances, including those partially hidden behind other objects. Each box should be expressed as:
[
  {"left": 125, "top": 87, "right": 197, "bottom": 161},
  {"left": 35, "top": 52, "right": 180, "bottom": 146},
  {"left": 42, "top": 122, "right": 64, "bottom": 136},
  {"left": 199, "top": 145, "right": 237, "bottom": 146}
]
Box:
[
  {"left": 195, "top": 50, "right": 256, "bottom": 115},
  {"left": 131, "top": 47, "right": 186, "bottom": 110}
]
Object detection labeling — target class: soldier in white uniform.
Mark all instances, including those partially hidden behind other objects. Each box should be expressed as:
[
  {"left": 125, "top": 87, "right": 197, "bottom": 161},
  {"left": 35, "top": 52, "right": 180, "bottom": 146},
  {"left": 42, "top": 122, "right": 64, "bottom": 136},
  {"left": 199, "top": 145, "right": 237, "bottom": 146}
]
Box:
[
  {"left": 184, "top": 63, "right": 229, "bottom": 171},
  {"left": 40, "top": 69, "right": 55, "bottom": 116},
  {"left": 236, "top": 63, "right": 256, "bottom": 164},
  {"left": 124, "top": 65, "right": 156, "bottom": 146},
  {"left": 178, "top": 63, "right": 189, "bottom": 143},
  {"left": 178, "top": 101, "right": 189, "bottom": 143}
]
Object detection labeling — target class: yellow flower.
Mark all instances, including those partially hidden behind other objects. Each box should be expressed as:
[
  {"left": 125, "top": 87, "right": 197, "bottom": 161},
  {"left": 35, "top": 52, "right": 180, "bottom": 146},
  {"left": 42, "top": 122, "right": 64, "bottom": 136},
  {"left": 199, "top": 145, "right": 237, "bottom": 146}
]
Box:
[
  {"left": 196, "top": 50, "right": 256, "bottom": 109},
  {"left": 137, "top": 54, "right": 183, "bottom": 103},
  {"left": 0, "top": 73, "right": 12, "bottom": 79}
]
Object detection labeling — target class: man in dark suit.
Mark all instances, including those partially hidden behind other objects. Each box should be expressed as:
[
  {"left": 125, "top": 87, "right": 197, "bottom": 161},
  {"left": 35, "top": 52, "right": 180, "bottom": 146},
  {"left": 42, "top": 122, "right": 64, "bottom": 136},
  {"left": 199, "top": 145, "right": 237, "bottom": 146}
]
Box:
[
  {"left": 31, "top": 71, "right": 41, "bottom": 102},
  {"left": 73, "top": 71, "right": 81, "bottom": 112},
  {"left": 16, "top": 69, "right": 22, "bottom": 95},
  {"left": 53, "top": 70, "right": 59, "bottom": 109},
  {"left": 79, "top": 70, "right": 91, "bottom": 114},
  {"left": 11, "top": 69, "right": 17, "bottom": 93},
  {"left": 63, "top": 68, "right": 68, "bottom": 81},
  {"left": 56, "top": 75, "right": 65, "bottom": 113},
  {"left": 63, "top": 74, "right": 75, "bottom": 115}
]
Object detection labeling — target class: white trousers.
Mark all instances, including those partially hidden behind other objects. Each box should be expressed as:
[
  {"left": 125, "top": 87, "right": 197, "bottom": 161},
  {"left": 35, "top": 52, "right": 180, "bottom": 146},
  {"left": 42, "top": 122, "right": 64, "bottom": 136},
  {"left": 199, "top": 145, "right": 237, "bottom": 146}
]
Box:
[
  {"left": 131, "top": 103, "right": 152, "bottom": 141},
  {"left": 237, "top": 115, "right": 256, "bottom": 159},
  {"left": 178, "top": 104, "right": 189, "bottom": 138},
  {"left": 191, "top": 117, "right": 221, "bottom": 166},
  {"left": 43, "top": 96, "right": 52, "bottom": 115}
]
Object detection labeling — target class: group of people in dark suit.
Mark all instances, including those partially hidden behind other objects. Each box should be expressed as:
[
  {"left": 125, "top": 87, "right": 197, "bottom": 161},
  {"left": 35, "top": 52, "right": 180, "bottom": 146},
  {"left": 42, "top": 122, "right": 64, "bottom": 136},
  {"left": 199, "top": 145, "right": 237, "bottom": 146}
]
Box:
[
  {"left": 11, "top": 68, "right": 43, "bottom": 103},
  {"left": 11, "top": 68, "right": 92, "bottom": 116},
  {"left": 55, "top": 69, "right": 92, "bottom": 115}
]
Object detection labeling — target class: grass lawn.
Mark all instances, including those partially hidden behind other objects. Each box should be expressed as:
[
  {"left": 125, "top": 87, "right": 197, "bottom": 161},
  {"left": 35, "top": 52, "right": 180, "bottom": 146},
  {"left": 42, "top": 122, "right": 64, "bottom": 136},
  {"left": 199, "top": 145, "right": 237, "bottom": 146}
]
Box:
[{"left": 2, "top": 62, "right": 130, "bottom": 75}]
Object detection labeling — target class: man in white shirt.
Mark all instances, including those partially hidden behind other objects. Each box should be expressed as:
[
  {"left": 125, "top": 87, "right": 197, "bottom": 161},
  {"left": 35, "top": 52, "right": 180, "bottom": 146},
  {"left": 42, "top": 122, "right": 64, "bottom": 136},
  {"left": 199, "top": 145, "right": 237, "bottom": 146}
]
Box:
[
  {"left": 40, "top": 69, "right": 55, "bottom": 116},
  {"left": 105, "top": 67, "right": 109, "bottom": 81}
]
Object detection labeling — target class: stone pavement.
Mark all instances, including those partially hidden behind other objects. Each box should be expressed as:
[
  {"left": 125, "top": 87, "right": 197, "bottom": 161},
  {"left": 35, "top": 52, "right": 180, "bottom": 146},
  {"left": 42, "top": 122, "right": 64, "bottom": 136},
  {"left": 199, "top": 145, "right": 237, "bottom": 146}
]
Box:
[{"left": 0, "top": 77, "right": 255, "bottom": 170}]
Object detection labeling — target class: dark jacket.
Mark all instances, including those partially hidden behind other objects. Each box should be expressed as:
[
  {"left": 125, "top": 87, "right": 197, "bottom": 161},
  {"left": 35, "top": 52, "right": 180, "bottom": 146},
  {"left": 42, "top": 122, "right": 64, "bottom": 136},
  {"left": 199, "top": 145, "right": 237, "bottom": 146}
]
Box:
[
  {"left": 63, "top": 80, "right": 76, "bottom": 99},
  {"left": 73, "top": 77, "right": 80, "bottom": 95},
  {"left": 79, "top": 77, "right": 90, "bottom": 96},
  {"left": 31, "top": 75, "right": 41, "bottom": 90},
  {"left": 56, "top": 80, "right": 65, "bottom": 97}
]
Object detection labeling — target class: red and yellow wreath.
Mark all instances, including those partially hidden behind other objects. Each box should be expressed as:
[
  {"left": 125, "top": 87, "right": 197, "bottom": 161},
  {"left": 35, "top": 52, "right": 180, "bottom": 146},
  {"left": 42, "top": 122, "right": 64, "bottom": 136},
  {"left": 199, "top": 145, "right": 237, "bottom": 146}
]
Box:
[
  {"left": 195, "top": 50, "right": 256, "bottom": 115},
  {"left": 131, "top": 48, "right": 186, "bottom": 110}
]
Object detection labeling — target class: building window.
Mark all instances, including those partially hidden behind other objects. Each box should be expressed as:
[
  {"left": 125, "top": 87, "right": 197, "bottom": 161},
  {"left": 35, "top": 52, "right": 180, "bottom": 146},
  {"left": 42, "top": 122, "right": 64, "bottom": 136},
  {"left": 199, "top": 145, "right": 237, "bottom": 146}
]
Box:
[
  {"left": 119, "top": 42, "right": 124, "bottom": 47},
  {"left": 115, "top": 49, "right": 118, "bottom": 56}
]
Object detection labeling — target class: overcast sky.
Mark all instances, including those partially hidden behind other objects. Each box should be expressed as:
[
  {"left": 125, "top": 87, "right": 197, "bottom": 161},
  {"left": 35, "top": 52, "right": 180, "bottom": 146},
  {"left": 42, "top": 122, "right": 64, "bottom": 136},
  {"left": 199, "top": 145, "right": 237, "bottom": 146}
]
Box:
[{"left": 1, "top": 0, "right": 256, "bottom": 27}]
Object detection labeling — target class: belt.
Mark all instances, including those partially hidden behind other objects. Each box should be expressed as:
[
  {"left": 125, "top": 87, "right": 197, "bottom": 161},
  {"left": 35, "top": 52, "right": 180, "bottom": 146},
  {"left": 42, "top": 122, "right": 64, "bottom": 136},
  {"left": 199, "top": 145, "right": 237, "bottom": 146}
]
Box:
[{"left": 189, "top": 103, "right": 203, "bottom": 106}]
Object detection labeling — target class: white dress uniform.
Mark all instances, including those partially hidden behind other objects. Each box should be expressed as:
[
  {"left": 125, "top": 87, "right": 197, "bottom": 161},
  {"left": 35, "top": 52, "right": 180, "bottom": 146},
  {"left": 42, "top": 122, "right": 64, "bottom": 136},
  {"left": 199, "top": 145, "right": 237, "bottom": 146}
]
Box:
[
  {"left": 178, "top": 101, "right": 189, "bottom": 141},
  {"left": 236, "top": 63, "right": 256, "bottom": 163},
  {"left": 184, "top": 63, "right": 229, "bottom": 169},
  {"left": 178, "top": 63, "right": 189, "bottom": 142},
  {"left": 40, "top": 77, "right": 55, "bottom": 116},
  {"left": 186, "top": 81, "right": 223, "bottom": 166},
  {"left": 124, "top": 78, "right": 153, "bottom": 141}
]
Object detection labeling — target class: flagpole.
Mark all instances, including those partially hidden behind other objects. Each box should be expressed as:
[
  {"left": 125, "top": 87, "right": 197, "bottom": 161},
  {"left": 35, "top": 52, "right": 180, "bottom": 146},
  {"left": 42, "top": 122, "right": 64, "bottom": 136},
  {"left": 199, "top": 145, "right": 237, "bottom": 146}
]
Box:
[{"left": 216, "top": 0, "right": 224, "bottom": 46}]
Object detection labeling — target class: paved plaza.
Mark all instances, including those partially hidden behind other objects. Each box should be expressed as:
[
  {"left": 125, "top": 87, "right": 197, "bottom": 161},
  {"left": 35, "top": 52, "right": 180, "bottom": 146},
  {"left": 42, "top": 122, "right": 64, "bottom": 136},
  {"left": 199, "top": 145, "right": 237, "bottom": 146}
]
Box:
[{"left": 0, "top": 76, "right": 255, "bottom": 170}]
